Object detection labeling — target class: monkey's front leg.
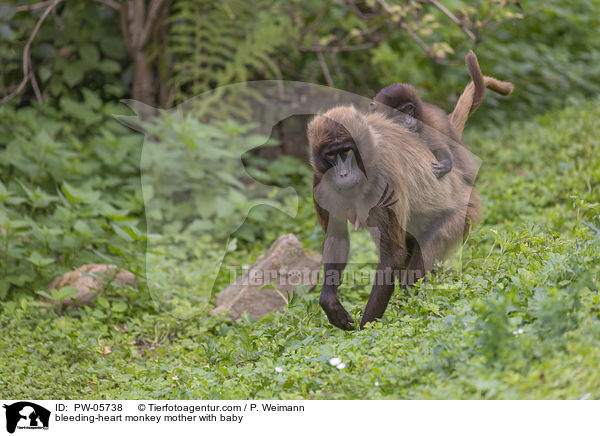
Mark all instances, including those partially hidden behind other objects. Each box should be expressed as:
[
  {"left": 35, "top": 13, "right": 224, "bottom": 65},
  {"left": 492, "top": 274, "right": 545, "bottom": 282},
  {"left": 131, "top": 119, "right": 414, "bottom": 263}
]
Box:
[{"left": 320, "top": 219, "right": 353, "bottom": 330}]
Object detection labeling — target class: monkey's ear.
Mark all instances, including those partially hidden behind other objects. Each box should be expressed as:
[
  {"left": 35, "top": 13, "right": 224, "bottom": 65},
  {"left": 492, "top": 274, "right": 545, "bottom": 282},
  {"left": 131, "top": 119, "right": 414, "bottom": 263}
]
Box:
[{"left": 397, "top": 102, "right": 415, "bottom": 117}]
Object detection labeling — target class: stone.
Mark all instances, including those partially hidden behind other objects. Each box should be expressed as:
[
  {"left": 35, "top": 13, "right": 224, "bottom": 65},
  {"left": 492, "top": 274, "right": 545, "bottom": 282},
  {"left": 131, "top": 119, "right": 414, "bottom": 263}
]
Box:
[
  {"left": 45, "top": 264, "right": 136, "bottom": 307},
  {"left": 210, "top": 234, "right": 321, "bottom": 320}
]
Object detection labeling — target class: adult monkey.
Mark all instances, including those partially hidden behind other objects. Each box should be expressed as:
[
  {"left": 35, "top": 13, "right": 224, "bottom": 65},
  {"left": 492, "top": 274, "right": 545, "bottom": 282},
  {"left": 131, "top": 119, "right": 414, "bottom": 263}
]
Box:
[
  {"left": 308, "top": 106, "right": 479, "bottom": 330},
  {"left": 308, "top": 53, "right": 513, "bottom": 330}
]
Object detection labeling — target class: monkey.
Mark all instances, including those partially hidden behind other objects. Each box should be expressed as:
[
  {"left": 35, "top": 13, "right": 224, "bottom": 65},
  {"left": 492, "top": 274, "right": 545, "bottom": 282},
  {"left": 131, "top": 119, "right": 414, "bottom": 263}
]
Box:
[
  {"left": 369, "top": 51, "right": 514, "bottom": 185},
  {"left": 371, "top": 83, "right": 461, "bottom": 180},
  {"left": 308, "top": 105, "right": 480, "bottom": 330}
]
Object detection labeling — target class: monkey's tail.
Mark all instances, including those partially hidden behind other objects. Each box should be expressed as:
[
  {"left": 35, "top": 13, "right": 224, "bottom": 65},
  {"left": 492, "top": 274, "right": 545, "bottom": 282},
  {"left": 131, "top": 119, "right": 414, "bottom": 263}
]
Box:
[{"left": 449, "top": 50, "right": 514, "bottom": 138}]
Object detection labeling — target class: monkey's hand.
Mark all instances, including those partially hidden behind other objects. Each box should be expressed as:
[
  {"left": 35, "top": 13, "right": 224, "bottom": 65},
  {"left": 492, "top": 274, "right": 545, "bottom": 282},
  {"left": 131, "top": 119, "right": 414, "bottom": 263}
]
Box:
[
  {"left": 432, "top": 159, "right": 452, "bottom": 179},
  {"left": 319, "top": 290, "right": 354, "bottom": 330}
]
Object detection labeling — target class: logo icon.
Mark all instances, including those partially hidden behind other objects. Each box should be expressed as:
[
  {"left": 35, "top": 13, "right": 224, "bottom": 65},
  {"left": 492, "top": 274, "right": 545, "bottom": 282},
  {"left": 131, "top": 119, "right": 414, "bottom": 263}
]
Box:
[{"left": 3, "top": 402, "right": 50, "bottom": 434}]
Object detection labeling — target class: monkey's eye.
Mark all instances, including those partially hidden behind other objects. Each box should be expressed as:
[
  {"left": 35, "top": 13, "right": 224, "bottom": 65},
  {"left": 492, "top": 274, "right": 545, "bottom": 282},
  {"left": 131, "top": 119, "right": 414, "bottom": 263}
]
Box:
[
  {"left": 341, "top": 149, "right": 351, "bottom": 158},
  {"left": 326, "top": 152, "right": 336, "bottom": 161}
]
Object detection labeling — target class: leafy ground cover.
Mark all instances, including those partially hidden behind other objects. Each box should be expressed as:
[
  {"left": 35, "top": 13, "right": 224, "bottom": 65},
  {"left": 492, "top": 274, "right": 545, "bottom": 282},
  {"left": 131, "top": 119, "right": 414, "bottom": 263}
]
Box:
[{"left": 1, "top": 98, "right": 599, "bottom": 399}]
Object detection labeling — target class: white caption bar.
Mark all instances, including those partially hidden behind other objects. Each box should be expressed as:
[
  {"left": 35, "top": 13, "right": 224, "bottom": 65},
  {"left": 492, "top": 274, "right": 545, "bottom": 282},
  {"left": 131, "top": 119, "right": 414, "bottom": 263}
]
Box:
[{"left": 0, "top": 400, "right": 595, "bottom": 436}]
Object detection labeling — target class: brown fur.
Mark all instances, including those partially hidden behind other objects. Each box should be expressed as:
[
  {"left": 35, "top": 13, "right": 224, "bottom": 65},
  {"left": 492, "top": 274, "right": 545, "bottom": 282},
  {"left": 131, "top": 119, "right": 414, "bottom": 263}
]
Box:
[{"left": 308, "top": 105, "right": 479, "bottom": 329}]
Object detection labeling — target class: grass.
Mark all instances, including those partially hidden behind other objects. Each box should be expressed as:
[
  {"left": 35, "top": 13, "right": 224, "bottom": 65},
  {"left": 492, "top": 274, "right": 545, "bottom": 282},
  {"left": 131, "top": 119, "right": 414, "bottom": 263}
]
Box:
[{"left": 1, "top": 98, "right": 599, "bottom": 399}]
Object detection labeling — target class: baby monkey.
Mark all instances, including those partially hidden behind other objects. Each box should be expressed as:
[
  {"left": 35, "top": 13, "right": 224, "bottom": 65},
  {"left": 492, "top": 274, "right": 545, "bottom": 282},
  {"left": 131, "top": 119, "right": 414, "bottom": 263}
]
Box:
[{"left": 371, "top": 83, "right": 458, "bottom": 179}]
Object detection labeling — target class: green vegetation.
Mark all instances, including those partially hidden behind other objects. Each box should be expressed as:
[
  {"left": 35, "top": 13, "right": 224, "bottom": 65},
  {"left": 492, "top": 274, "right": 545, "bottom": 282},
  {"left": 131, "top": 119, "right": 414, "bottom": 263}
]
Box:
[{"left": 1, "top": 99, "right": 599, "bottom": 399}]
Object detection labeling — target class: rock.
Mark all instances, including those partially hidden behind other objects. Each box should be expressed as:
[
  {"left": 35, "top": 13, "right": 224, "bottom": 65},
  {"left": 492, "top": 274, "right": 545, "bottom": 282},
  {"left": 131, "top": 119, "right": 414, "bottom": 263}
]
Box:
[
  {"left": 45, "top": 264, "right": 136, "bottom": 307},
  {"left": 210, "top": 234, "right": 321, "bottom": 320}
]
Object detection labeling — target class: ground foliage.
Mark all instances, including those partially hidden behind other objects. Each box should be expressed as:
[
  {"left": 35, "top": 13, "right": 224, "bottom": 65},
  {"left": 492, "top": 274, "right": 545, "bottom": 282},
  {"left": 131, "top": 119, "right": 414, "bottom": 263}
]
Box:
[{"left": 1, "top": 99, "right": 599, "bottom": 399}]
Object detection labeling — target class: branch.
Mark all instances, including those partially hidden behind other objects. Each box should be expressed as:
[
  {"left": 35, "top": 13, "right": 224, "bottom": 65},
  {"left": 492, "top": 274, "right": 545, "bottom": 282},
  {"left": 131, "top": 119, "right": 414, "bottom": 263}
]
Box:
[
  {"left": 0, "top": 0, "right": 62, "bottom": 104},
  {"left": 429, "top": 0, "right": 476, "bottom": 41},
  {"left": 119, "top": 0, "right": 132, "bottom": 52},
  {"left": 1, "top": 0, "right": 54, "bottom": 12},
  {"left": 132, "top": 0, "right": 145, "bottom": 49},
  {"left": 316, "top": 52, "right": 334, "bottom": 87},
  {"left": 94, "top": 0, "right": 121, "bottom": 11},
  {"left": 376, "top": 0, "right": 461, "bottom": 65},
  {"left": 299, "top": 42, "right": 378, "bottom": 53},
  {"left": 297, "top": 6, "right": 327, "bottom": 49},
  {"left": 30, "top": 68, "right": 42, "bottom": 102},
  {"left": 399, "top": 21, "right": 430, "bottom": 54},
  {"left": 344, "top": 0, "right": 379, "bottom": 19},
  {"left": 139, "top": 0, "right": 169, "bottom": 47}
]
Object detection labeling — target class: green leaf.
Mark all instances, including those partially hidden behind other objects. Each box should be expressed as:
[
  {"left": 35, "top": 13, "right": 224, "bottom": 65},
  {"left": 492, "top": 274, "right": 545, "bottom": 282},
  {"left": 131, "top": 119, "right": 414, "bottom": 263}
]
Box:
[
  {"left": 61, "top": 182, "right": 100, "bottom": 203},
  {"left": 26, "top": 251, "right": 55, "bottom": 267},
  {"left": 96, "top": 296, "right": 110, "bottom": 309},
  {"left": 111, "top": 301, "right": 127, "bottom": 312},
  {"left": 63, "top": 62, "right": 85, "bottom": 87},
  {"left": 0, "top": 281, "right": 9, "bottom": 299},
  {"left": 58, "top": 286, "right": 80, "bottom": 300},
  {"left": 111, "top": 223, "right": 134, "bottom": 241},
  {"left": 35, "top": 290, "right": 54, "bottom": 300},
  {"left": 79, "top": 44, "right": 100, "bottom": 66},
  {"left": 74, "top": 220, "right": 93, "bottom": 237}
]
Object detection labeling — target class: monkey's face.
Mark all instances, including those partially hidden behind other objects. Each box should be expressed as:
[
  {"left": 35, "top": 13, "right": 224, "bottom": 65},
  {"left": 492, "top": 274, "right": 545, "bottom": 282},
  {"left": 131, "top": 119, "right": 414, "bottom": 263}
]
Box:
[
  {"left": 321, "top": 141, "right": 365, "bottom": 191},
  {"left": 310, "top": 117, "right": 367, "bottom": 193},
  {"left": 371, "top": 83, "right": 422, "bottom": 131}
]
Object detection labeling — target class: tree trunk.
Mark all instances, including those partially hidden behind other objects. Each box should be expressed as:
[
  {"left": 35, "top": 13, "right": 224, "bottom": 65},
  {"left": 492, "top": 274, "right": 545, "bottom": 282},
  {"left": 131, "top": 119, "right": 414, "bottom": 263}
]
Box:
[
  {"left": 120, "top": 0, "right": 171, "bottom": 112},
  {"left": 132, "top": 50, "right": 155, "bottom": 107}
]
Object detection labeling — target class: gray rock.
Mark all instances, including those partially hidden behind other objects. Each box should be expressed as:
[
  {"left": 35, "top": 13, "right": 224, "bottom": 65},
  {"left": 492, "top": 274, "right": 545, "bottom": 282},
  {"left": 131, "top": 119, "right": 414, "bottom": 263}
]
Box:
[{"left": 210, "top": 234, "right": 321, "bottom": 320}]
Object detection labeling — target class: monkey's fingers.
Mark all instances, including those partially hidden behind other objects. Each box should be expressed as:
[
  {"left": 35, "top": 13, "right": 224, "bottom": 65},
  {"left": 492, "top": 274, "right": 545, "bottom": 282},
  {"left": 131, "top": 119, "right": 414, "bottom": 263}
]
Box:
[{"left": 327, "top": 312, "right": 354, "bottom": 330}]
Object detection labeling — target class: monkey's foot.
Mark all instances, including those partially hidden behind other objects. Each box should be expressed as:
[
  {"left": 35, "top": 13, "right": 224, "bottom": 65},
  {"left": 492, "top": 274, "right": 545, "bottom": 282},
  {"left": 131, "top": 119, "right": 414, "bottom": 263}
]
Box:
[{"left": 320, "top": 296, "right": 354, "bottom": 330}]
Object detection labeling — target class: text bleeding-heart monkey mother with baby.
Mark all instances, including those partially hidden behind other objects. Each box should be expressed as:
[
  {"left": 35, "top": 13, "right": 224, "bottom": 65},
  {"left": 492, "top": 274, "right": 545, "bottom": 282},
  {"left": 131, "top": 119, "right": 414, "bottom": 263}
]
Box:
[{"left": 308, "top": 51, "right": 514, "bottom": 330}]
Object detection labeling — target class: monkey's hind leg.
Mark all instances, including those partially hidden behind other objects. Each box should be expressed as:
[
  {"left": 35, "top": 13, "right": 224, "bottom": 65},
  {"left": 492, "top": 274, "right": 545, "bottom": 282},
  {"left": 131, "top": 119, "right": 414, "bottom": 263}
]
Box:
[{"left": 406, "top": 208, "right": 467, "bottom": 281}]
